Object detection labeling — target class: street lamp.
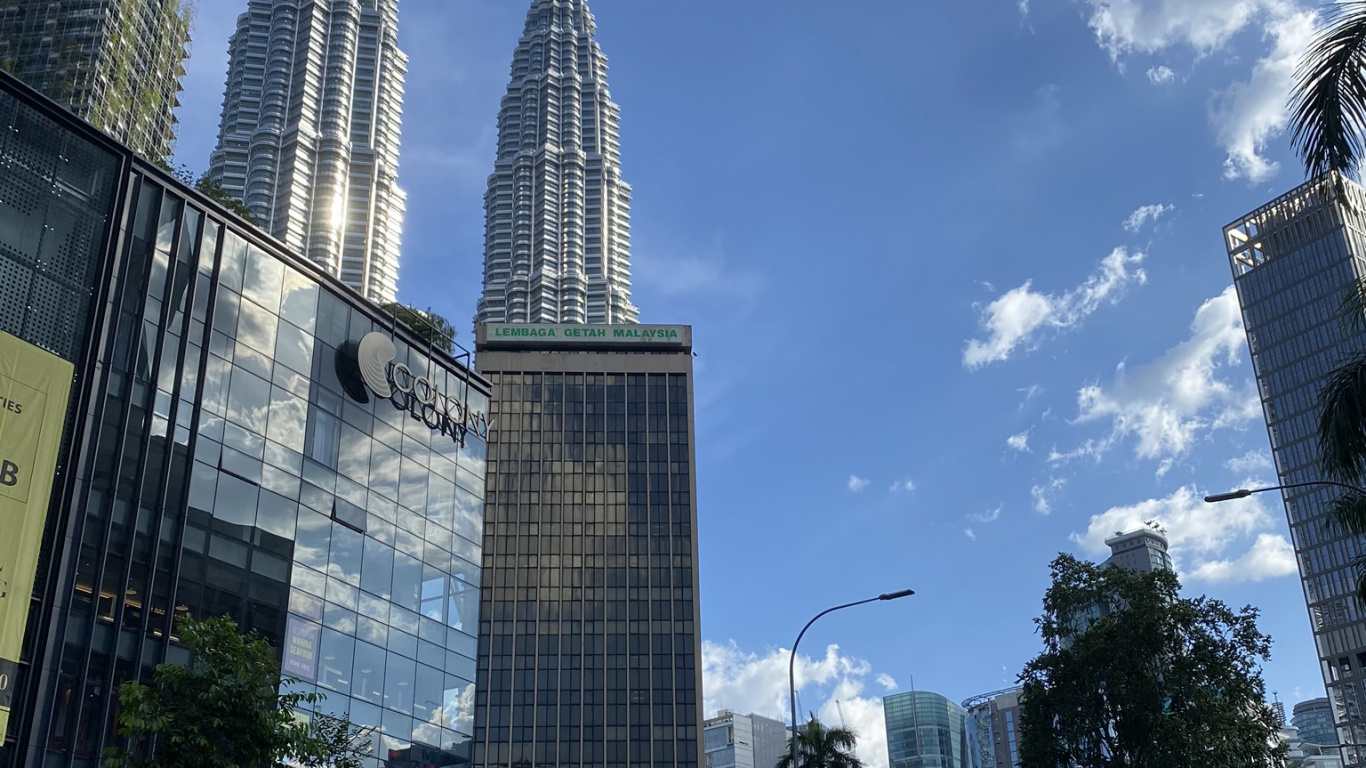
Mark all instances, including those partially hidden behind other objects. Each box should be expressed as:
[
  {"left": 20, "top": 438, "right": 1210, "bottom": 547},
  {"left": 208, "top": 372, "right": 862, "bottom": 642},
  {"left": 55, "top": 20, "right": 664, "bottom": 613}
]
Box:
[
  {"left": 787, "top": 590, "right": 915, "bottom": 768},
  {"left": 1204, "top": 480, "right": 1366, "bottom": 504}
]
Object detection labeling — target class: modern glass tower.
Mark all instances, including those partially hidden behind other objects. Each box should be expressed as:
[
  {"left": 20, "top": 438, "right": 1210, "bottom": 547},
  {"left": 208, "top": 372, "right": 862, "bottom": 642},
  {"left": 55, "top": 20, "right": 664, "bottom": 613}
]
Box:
[
  {"left": 474, "top": 0, "right": 639, "bottom": 325},
  {"left": 884, "top": 690, "right": 968, "bottom": 768},
  {"left": 0, "top": 0, "right": 190, "bottom": 159},
  {"left": 1225, "top": 173, "right": 1366, "bottom": 765},
  {"left": 207, "top": 0, "right": 408, "bottom": 304},
  {"left": 1295, "top": 698, "right": 1340, "bottom": 748},
  {"left": 470, "top": 323, "right": 702, "bottom": 768},
  {"left": 0, "top": 69, "right": 485, "bottom": 767}
]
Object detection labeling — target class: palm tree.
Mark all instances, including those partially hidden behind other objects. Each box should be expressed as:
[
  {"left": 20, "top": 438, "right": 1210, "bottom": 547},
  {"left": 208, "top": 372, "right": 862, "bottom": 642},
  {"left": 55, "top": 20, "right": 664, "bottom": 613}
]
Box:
[
  {"left": 1289, "top": 3, "right": 1366, "bottom": 181},
  {"left": 776, "top": 716, "right": 863, "bottom": 768},
  {"left": 1289, "top": 2, "right": 1366, "bottom": 604}
]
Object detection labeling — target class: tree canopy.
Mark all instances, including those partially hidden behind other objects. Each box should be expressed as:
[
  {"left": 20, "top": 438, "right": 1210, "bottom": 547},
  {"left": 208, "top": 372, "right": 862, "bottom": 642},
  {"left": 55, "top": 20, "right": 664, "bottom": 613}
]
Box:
[
  {"left": 776, "top": 716, "right": 863, "bottom": 768},
  {"left": 105, "top": 615, "right": 369, "bottom": 768},
  {"left": 1018, "top": 554, "right": 1284, "bottom": 768},
  {"left": 381, "top": 303, "right": 457, "bottom": 353}
]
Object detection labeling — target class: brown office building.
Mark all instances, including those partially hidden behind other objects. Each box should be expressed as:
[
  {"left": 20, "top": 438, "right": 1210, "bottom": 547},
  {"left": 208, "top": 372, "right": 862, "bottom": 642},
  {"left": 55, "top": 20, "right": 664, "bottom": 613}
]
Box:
[{"left": 471, "top": 324, "right": 702, "bottom": 768}]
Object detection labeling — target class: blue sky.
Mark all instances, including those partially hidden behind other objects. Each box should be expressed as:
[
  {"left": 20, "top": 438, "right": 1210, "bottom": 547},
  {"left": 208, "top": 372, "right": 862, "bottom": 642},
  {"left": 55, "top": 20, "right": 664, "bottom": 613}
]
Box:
[{"left": 172, "top": 1, "right": 1329, "bottom": 763}]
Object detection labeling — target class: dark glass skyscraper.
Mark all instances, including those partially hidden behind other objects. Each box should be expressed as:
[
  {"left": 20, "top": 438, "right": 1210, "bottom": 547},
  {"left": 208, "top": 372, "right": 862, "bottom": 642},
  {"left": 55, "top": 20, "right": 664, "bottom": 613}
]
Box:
[
  {"left": 471, "top": 324, "right": 702, "bottom": 768},
  {"left": 1226, "top": 173, "right": 1366, "bottom": 765}
]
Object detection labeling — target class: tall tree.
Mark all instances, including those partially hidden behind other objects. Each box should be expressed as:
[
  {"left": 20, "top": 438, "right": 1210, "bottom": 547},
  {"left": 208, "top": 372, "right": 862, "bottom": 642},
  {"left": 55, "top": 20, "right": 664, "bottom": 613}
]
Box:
[
  {"left": 104, "top": 615, "right": 369, "bottom": 768},
  {"left": 1018, "top": 555, "right": 1284, "bottom": 768},
  {"left": 776, "top": 717, "right": 863, "bottom": 768}
]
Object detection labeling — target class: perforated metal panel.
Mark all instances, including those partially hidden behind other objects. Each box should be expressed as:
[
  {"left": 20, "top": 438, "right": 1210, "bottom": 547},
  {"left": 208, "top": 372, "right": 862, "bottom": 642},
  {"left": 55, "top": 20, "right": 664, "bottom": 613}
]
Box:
[
  {"left": 24, "top": 271, "right": 82, "bottom": 356},
  {"left": 0, "top": 94, "right": 118, "bottom": 361},
  {"left": 0, "top": 251, "right": 29, "bottom": 332}
]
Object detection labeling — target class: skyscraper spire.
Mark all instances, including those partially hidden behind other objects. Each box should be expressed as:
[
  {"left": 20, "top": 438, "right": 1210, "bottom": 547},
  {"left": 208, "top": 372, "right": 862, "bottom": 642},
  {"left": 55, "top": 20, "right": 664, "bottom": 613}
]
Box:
[{"left": 475, "top": 0, "right": 639, "bottom": 325}]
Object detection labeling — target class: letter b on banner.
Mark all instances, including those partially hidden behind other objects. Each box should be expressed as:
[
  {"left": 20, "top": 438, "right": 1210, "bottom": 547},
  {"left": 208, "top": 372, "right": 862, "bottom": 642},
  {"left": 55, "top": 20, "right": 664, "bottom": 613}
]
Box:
[{"left": 0, "top": 461, "right": 17, "bottom": 487}]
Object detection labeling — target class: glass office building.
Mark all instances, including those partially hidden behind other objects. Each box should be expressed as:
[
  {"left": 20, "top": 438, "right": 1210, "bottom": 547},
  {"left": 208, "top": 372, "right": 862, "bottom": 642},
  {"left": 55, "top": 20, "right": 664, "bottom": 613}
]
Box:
[
  {"left": 883, "top": 690, "right": 968, "bottom": 768},
  {"left": 1225, "top": 174, "right": 1366, "bottom": 765},
  {"left": 961, "top": 689, "right": 1021, "bottom": 768},
  {"left": 471, "top": 324, "right": 703, "bottom": 768},
  {"left": 0, "top": 70, "right": 490, "bottom": 768}
]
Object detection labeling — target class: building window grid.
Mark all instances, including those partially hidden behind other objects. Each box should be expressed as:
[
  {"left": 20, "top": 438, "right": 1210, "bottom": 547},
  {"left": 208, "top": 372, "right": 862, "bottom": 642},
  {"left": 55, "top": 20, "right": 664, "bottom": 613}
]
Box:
[
  {"left": 475, "top": 369, "right": 697, "bottom": 768},
  {"left": 25, "top": 172, "right": 489, "bottom": 767}
]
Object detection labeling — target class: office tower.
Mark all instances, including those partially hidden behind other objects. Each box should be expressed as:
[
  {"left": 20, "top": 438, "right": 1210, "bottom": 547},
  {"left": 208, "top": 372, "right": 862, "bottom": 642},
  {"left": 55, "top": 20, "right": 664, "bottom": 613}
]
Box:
[
  {"left": 0, "top": 70, "right": 486, "bottom": 766},
  {"left": 471, "top": 323, "right": 701, "bottom": 768},
  {"left": 474, "top": 0, "right": 639, "bottom": 325},
  {"left": 962, "top": 688, "right": 1021, "bottom": 768},
  {"left": 1296, "top": 698, "right": 1340, "bottom": 748},
  {"left": 0, "top": 0, "right": 189, "bottom": 159},
  {"left": 1102, "top": 527, "right": 1173, "bottom": 573},
  {"left": 207, "top": 0, "right": 408, "bottom": 304},
  {"left": 1225, "top": 173, "right": 1366, "bottom": 764},
  {"left": 883, "top": 690, "right": 969, "bottom": 768},
  {"left": 703, "top": 710, "right": 789, "bottom": 768}
]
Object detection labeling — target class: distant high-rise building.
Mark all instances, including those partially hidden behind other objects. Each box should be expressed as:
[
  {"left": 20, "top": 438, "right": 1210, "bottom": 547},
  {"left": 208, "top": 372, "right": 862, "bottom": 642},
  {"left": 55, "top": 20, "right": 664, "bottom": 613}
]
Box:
[
  {"left": 1296, "top": 698, "right": 1340, "bottom": 748},
  {"left": 1102, "top": 527, "right": 1173, "bottom": 573},
  {"left": 207, "top": 0, "right": 408, "bottom": 304},
  {"left": 703, "top": 711, "right": 788, "bottom": 768},
  {"left": 1225, "top": 174, "right": 1366, "bottom": 765},
  {"left": 475, "top": 0, "right": 639, "bottom": 325},
  {"left": 0, "top": 0, "right": 190, "bottom": 159},
  {"left": 962, "top": 688, "right": 1021, "bottom": 768},
  {"left": 471, "top": 323, "right": 701, "bottom": 768},
  {"left": 884, "top": 690, "right": 969, "bottom": 768}
]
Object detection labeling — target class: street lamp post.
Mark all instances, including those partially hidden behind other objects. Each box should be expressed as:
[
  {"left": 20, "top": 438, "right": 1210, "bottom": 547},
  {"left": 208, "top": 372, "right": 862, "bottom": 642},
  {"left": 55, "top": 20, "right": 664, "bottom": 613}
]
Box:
[
  {"left": 1204, "top": 480, "right": 1366, "bottom": 504},
  {"left": 787, "top": 590, "right": 915, "bottom": 768}
]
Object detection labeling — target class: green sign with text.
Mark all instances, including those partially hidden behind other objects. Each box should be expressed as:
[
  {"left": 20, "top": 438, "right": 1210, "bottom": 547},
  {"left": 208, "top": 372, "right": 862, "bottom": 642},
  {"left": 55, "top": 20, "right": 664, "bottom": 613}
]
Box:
[{"left": 484, "top": 323, "right": 688, "bottom": 346}]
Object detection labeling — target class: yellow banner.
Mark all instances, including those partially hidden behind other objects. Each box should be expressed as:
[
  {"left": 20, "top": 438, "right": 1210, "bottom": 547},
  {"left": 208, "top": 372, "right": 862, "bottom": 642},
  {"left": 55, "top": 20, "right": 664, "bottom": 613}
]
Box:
[{"left": 0, "top": 331, "right": 73, "bottom": 737}]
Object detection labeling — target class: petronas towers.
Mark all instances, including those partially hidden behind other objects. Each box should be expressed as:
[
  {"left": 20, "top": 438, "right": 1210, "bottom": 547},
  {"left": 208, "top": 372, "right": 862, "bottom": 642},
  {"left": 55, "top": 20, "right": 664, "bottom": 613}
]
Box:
[
  {"left": 208, "top": 0, "right": 407, "bottom": 304},
  {"left": 475, "top": 0, "right": 639, "bottom": 325}
]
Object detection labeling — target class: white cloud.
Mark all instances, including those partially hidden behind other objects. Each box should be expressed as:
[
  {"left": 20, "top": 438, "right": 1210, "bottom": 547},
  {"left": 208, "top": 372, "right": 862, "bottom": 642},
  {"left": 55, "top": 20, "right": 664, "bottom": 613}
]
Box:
[
  {"left": 889, "top": 479, "right": 917, "bottom": 493},
  {"left": 1080, "top": 0, "right": 1272, "bottom": 60},
  {"left": 702, "top": 641, "right": 892, "bottom": 768},
  {"left": 1070, "top": 484, "right": 1293, "bottom": 583},
  {"left": 1225, "top": 448, "right": 1273, "bottom": 475},
  {"left": 1211, "top": 8, "right": 1318, "bottom": 182},
  {"left": 848, "top": 475, "right": 870, "bottom": 492},
  {"left": 1032, "top": 477, "right": 1066, "bottom": 515},
  {"left": 964, "top": 527, "right": 978, "bottom": 541},
  {"left": 1147, "top": 64, "right": 1177, "bottom": 84},
  {"left": 964, "top": 248, "right": 1147, "bottom": 368},
  {"left": 1074, "top": 0, "right": 1317, "bottom": 183},
  {"left": 970, "top": 504, "right": 1003, "bottom": 524},
  {"left": 875, "top": 673, "right": 898, "bottom": 692},
  {"left": 1060, "top": 286, "right": 1259, "bottom": 463},
  {"left": 1007, "top": 431, "right": 1032, "bottom": 453},
  {"left": 1123, "top": 203, "right": 1174, "bottom": 233},
  {"left": 1188, "top": 533, "right": 1299, "bottom": 581}
]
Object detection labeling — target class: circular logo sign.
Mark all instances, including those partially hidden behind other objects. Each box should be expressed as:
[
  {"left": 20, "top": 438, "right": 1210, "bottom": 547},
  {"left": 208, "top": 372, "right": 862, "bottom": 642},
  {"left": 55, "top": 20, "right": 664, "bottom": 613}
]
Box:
[{"left": 356, "top": 332, "right": 397, "bottom": 398}]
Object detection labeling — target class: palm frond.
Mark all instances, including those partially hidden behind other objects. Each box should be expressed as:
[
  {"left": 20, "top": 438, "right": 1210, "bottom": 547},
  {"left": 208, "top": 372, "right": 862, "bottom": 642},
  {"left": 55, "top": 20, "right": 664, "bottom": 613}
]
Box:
[
  {"left": 1318, "top": 355, "right": 1366, "bottom": 483},
  {"left": 1340, "top": 279, "right": 1366, "bottom": 332},
  {"left": 1290, "top": 2, "right": 1366, "bottom": 178},
  {"left": 1331, "top": 489, "right": 1366, "bottom": 536},
  {"left": 1354, "top": 553, "right": 1366, "bottom": 604}
]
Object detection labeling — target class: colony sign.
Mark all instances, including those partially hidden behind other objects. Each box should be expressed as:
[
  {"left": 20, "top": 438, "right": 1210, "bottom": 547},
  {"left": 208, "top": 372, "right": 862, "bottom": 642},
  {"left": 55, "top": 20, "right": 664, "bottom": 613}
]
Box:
[{"left": 354, "top": 332, "right": 489, "bottom": 444}]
